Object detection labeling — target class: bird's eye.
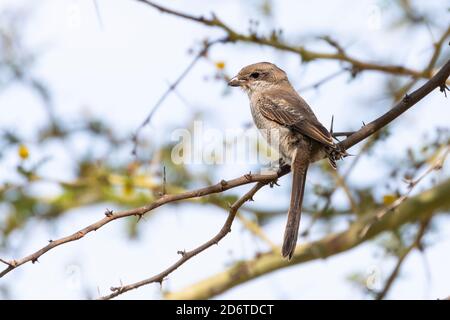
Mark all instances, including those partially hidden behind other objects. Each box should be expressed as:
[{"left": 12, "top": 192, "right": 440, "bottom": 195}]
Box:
[{"left": 250, "top": 72, "right": 260, "bottom": 79}]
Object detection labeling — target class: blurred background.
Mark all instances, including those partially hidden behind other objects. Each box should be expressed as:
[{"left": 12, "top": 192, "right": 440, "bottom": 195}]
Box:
[{"left": 0, "top": 0, "right": 449, "bottom": 299}]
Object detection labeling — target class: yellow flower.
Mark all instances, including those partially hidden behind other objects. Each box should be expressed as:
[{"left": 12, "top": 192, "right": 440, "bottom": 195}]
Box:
[
  {"left": 215, "top": 61, "right": 225, "bottom": 70},
  {"left": 382, "top": 194, "right": 397, "bottom": 205},
  {"left": 123, "top": 179, "right": 134, "bottom": 196},
  {"left": 18, "top": 144, "right": 29, "bottom": 160}
]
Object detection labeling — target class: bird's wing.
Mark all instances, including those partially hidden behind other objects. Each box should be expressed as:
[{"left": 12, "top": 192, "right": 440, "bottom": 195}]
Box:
[{"left": 259, "top": 94, "right": 334, "bottom": 147}]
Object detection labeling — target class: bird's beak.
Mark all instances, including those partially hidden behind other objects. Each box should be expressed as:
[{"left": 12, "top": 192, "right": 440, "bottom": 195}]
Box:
[{"left": 228, "top": 76, "right": 243, "bottom": 87}]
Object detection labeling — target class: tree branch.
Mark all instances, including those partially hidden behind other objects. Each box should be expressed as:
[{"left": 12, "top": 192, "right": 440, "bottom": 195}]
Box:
[
  {"left": 165, "top": 178, "right": 450, "bottom": 299},
  {"left": 135, "top": 0, "right": 446, "bottom": 80},
  {"left": 3, "top": 3, "right": 450, "bottom": 296},
  {"left": 131, "top": 38, "right": 224, "bottom": 156},
  {"left": 0, "top": 171, "right": 285, "bottom": 278},
  {"left": 424, "top": 26, "right": 450, "bottom": 76},
  {"left": 339, "top": 58, "right": 450, "bottom": 151},
  {"left": 1, "top": 56, "right": 448, "bottom": 295},
  {"left": 99, "top": 181, "right": 268, "bottom": 300},
  {"left": 375, "top": 218, "right": 430, "bottom": 300}
]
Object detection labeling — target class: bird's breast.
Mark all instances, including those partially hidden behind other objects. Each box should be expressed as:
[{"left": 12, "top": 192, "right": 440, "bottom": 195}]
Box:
[{"left": 249, "top": 100, "right": 296, "bottom": 163}]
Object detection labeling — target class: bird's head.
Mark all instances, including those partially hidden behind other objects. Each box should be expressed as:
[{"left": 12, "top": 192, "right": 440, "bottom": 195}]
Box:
[{"left": 228, "top": 62, "right": 288, "bottom": 94}]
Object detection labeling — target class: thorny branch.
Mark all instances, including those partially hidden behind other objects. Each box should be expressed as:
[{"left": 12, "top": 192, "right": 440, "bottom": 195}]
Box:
[
  {"left": 99, "top": 58, "right": 450, "bottom": 299},
  {"left": 131, "top": 38, "right": 225, "bottom": 156},
  {"left": 163, "top": 144, "right": 448, "bottom": 300},
  {"left": 0, "top": 170, "right": 287, "bottom": 279},
  {"left": 165, "top": 178, "right": 450, "bottom": 300},
  {"left": 301, "top": 136, "right": 376, "bottom": 238},
  {"left": 1, "top": 53, "right": 449, "bottom": 297},
  {"left": 135, "top": 0, "right": 450, "bottom": 82},
  {"left": 338, "top": 59, "right": 450, "bottom": 151},
  {"left": 375, "top": 218, "right": 431, "bottom": 300},
  {"left": 1, "top": 1, "right": 449, "bottom": 299},
  {"left": 99, "top": 182, "right": 267, "bottom": 299},
  {"left": 359, "top": 145, "right": 449, "bottom": 239}
]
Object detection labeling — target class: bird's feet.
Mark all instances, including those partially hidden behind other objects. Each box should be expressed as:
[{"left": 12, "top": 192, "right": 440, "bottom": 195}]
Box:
[{"left": 276, "top": 158, "right": 291, "bottom": 176}]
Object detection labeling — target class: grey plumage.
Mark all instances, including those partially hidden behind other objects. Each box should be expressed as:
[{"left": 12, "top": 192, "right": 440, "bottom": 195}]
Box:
[{"left": 229, "top": 62, "right": 344, "bottom": 259}]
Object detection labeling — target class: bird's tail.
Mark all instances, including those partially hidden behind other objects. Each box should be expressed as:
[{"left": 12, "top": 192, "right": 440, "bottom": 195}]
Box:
[{"left": 282, "top": 148, "right": 309, "bottom": 260}]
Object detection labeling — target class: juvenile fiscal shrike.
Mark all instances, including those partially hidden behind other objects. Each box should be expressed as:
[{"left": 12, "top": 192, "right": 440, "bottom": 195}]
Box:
[{"left": 228, "top": 62, "right": 343, "bottom": 259}]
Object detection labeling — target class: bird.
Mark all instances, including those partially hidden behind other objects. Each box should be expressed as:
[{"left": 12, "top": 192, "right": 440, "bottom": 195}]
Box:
[{"left": 228, "top": 62, "right": 345, "bottom": 259}]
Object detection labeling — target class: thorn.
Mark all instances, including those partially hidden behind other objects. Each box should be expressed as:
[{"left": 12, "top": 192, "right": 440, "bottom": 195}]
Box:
[
  {"left": 417, "top": 241, "right": 424, "bottom": 252},
  {"left": 350, "top": 66, "right": 360, "bottom": 78},
  {"left": 329, "top": 115, "right": 334, "bottom": 134},
  {"left": 131, "top": 134, "right": 138, "bottom": 157},
  {"left": 244, "top": 172, "right": 252, "bottom": 181},
  {"left": 248, "top": 196, "right": 254, "bottom": 202},
  {"left": 403, "top": 178, "right": 415, "bottom": 188},
  {"left": 403, "top": 93, "right": 411, "bottom": 103},
  {"left": 48, "top": 239, "right": 53, "bottom": 243},
  {"left": 111, "top": 285, "right": 123, "bottom": 293},
  {"left": 440, "top": 83, "right": 449, "bottom": 98},
  {"left": 300, "top": 229, "right": 310, "bottom": 237},
  {"left": 269, "top": 180, "right": 280, "bottom": 188},
  {"left": 136, "top": 214, "right": 143, "bottom": 223},
  {"left": 31, "top": 258, "right": 39, "bottom": 264},
  {"left": 162, "top": 166, "right": 167, "bottom": 195},
  {"left": 177, "top": 250, "right": 186, "bottom": 256},
  {"left": 105, "top": 209, "right": 114, "bottom": 217},
  {"left": 220, "top": 179, "right": 228, "bottom": 189},
  {"left": 0, "top": 258, "right": 14, "bottom": 267},
  {"left": 362, "top": 121, "right": 366, "bottom": 127}
]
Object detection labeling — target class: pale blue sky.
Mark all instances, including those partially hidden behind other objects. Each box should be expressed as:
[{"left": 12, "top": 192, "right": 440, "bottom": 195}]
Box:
[{"left": 0, "top": 0, "right": 449, "bottom": 299}]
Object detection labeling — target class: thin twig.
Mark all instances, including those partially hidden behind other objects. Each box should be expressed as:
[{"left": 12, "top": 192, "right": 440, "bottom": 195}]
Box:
[
  {"left": 0, "top": 0, "right": 448, "bottom": 301},
  {"left": 330, "top": 169, "right": 358, "bottom": 214},
  {"left": 339, "top": 58, "right": 450, "bottom": 151},
  {"left": 161, "top": 166, "right": 166, "bottom": 196},
  {"left": 92, "top": 0, "right": 104, "bottom": 30},
  {"left": 359, "top": 146, "right": 448, "bottom": 238},
  {"left": 301, "top": 135, "right": 385, "bottom": 238},
  {"left": 135, "top": 0, "right": 441, "bottom": 81},
  {"left": 164, "top": 179, "right": 450, "bottom": 299},
  {"left": 131, "top": 39, "right": 222, "bottom": 156},
  {"left": 0, "top": 258, "right": 14, "bottom": 267},
  {"left": 377, "top": 146, "right": 448, "bottom": 220},
  {"left": 424, "top": 26, "right": 450, "bottom": 76},
  {"left": 98, "top": 182, "right": 268, "bottom": 299},
  {"left": 332, "top": 131, "right": 355, "bottom": 138},
  {"left": 0, "top": 170, "right": 287, "bottom": 279},
  {"left": 236, "top": 213, "right": 279, "bottom": 253},
  {"left": 375, "top": 218, "right": 431, "bottom": 300},
  {"left": 298, "top": 68, "right": 348, "bottom": 92},
  {"left": 99, "top": 59, "right": 450, "bottom": 299},
  {"left": 3, "top": 57, "right": 448, "bottom": 283}
]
